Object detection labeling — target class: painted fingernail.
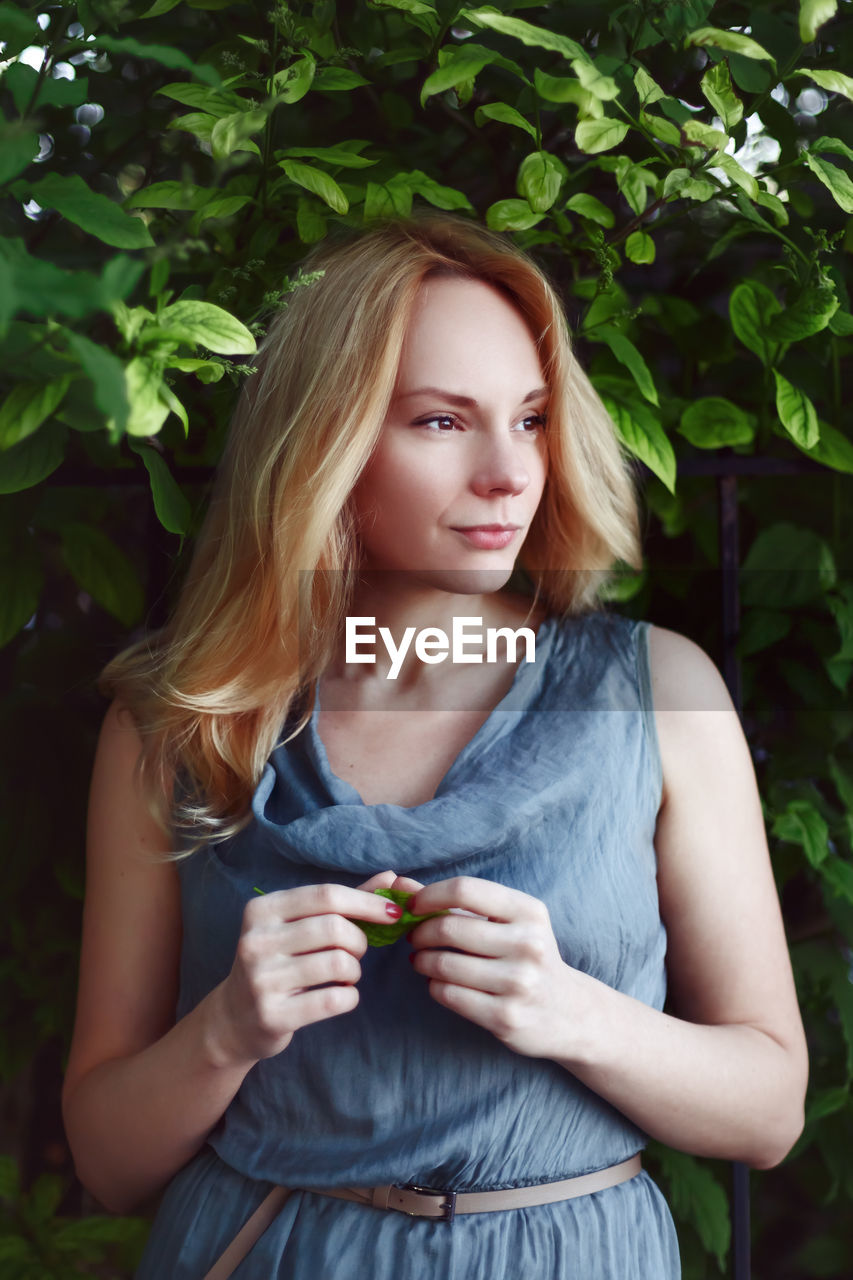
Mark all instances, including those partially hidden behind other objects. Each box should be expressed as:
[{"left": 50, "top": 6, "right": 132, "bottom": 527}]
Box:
[{"left": 385, "top": 903, "right": 403, "bottom": 918}]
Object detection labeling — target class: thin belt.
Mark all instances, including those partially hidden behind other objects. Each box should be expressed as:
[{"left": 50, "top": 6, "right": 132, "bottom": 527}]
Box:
[{"left": 202, "top": 1154, "right": 642, "bottom": 1280}]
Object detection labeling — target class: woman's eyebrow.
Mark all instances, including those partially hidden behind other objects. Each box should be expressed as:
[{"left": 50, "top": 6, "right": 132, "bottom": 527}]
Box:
[{"left": 396, "top": 385, "right": 549, "bottom": 407}]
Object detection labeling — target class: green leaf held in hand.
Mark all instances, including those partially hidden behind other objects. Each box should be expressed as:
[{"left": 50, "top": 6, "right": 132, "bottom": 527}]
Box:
[{"left": 354, "top": 888, "right": 448, "bottom": 948}]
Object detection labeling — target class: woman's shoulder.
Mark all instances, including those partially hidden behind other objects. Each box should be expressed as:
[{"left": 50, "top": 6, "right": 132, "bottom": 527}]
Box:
[{"left": 644, "top": 623, "right": 733, "bottom": 713}]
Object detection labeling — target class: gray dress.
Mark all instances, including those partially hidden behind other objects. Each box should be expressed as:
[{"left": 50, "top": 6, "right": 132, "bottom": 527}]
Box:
[{"left": 135, "top": 609, "right": 681, "bottom": 1278}]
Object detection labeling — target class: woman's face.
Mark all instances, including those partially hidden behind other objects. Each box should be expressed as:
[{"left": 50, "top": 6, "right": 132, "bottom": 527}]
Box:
[{"left": 350, "top": 275, "right": 549, "bottom": 595}]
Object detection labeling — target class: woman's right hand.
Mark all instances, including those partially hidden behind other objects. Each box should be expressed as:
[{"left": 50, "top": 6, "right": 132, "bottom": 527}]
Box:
[{"left": 205, "top": 872, "right": 410, "bottom": 1068}]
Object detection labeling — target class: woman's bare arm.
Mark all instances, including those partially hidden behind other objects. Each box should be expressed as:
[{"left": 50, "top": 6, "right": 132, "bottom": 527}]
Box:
[
  {"left": 407, "top": 626, "right": 808, "bottom": 1168},
  {"left": 62, "top": 701, "right": 407, "bottom": 1214}
]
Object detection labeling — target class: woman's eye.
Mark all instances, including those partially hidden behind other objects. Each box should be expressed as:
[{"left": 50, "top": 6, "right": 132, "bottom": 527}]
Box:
[
  {"left": 416, "top": 415, "right": 459, "bottom": 432},
  {"left": 517, "top": 413, "right": 547, "bottom": 433}
]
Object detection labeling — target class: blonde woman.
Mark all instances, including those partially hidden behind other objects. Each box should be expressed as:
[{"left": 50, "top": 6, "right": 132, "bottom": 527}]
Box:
[{"left": 62, "top": 216, "right": 808, "bottom": 1279}]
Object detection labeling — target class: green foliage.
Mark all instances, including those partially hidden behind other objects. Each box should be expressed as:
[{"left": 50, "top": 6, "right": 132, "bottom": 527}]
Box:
[
  {"left": 0, "top": 1154, "right": 148, "bottom": 1277},
  {"left": 1, "top": 0, "right": 852, "bottom": 1273}
]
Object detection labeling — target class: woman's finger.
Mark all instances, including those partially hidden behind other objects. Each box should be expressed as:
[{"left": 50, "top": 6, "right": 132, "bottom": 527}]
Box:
[
  {"left": 410, "top": 948, "right": 512, "bottom": 995},
  {"left": 408, "top": 875, "right": 543, "bottom": 923},
  {"left": 253, "top": 882, "right": 405, "bottom": 926},
  {"left": 283, "top": 946, "right": 362, "bottom": 990},
  {"left": 274, "top": 913, "right": 373, "bottom": 959},
  {"left": 357, "top": 870, "right": 398, "bottom": 892},
  {"left": 407, "top": 911, "right": 508, "bottom": 957},
  {"left": 392, "top": 874, "right": 424, "bottom": 894}
]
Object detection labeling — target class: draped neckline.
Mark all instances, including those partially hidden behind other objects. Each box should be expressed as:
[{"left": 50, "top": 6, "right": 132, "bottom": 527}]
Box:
[{"left": 305, "top": 611, "right": 559, "bottom": 812}]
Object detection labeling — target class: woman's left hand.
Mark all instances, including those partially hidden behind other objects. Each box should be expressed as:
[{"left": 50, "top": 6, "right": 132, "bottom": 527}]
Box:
[{"left": 406, "top": 876, "right": 572, "bottom": 1059}]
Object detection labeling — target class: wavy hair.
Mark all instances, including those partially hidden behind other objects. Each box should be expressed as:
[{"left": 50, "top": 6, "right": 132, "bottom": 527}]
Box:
[{"left": 102, "top": 214, "right": 641, "bottom": 855}]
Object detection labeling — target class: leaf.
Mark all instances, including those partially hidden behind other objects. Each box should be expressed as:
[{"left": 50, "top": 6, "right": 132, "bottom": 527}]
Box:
[
  {"left": 799, "top": 0, "right": 839, "bottom": 43},
  {"left": 123, "top": 358, "right": 171, "bottom": 438},
  {"left": 595, "top": 327, "right": 658, "bottom": 406},
  {"left": 754, "top": 189, "right": 789, "bottom": 227},
  {"left": 533, "top": 69, "right": 603, "bottom": 117},
  {"left": 0, "top": 378, "right": 71, "bottom": 451},
  {"left": 575, "top": 118, "right": 629, "bottom": 155},
  {"left": 829, "top": 754, "right": 853, "bottom": 810},
  {"left": 624, "top": 230, "right": 655, "bottom": 264},
  {"left": 0, "top": 125, "right": 38, "bottom": 186},
  {"left": 681, "top": 119, "right": 729, "bottom": 154},
  {"left": 353, "top": 889, "right": 448, "bottom": 948},
  {"left": 737, "top": 608, "right": 791, "bottom": 657},
  {"left": 60, "top": 523, "right": 145, "bottom": 627},
  {"left": 633, "top": 66, "right": 666, "bottom": 106},
  {"left": 772, "top": 371, "right": 819, "bottom": 449},
  {"left": 565, "top": 193, "right": 614, "bottom": 227},
  {"left": 3, "top": 62, "right": 89, "bottom": 113},
  {"left": 280, "top": 159, "right": 348, "bottom": 214},
  {"left": 0, "top": 542, "right": 42, "bottom": 648},
  {"left": 805, "top": 1084, "right": 849, "bottom": 1123},
  {"left": 571, "top": 58, "right": 619, "bottom": 102},
  {"left": 597, "top": 380, "right": 675, "bottom": 493},
  {"left": 768, "top": 284, "right": 839, "bottom": 344},
  {"left": 0, "top": 2, "right": 39, "bottom": 55},
  {"left": 729, "top": 280, "right": 782, "bottom": 365},
  {"left": 129, "top": 443, "right": 191, "bottom": 536},
  {"left": 312, "top": 67, "right": 370, "bottom": 90},
  {"left": 679, "top": 397, "right": 755, "bottom": 448},
  {"left": 364, "top": 180, "right": 413, "bottom": 220},
  {"left": 826, "top": 585, "right": 853, "bottom": 661},
  {"left": 686, "top": 26, "right": 776, "bottom": 67},
  {"left": 278, "top": 142, "right": 376, "bottom": 169},
  {"left": 89, "top": 35, "right": 221, "bottom": 86},
  {"left": 829, "top": 309, "right": 853, "bottom": 336},
  {"left": 17, "top": 173, "right": 154, "bottom": 250},
  {"left": 741, "top": 523, "right": 836, "bottom": 608},
  {"left": 653, "top": 1146, "right": 730, "bottom": 1269},
  {"left": 296, "top": 197, "right": 327, "bottom": 243},
  {"left": 166, "top": 357, "right": 225, "bottom": 383},
  {"left": 812, "top": 135, "right": 853, "bottom": 163},
  {"left": 156, "top": 82, "right": 243, "bottom": 115},
  {"left": 272, "top": 54, "right": 316, "bottom": 103},
  {"left": 639, "top": 110, "right": 681, "bottom": 146},
  {"left": 406, "top": 171, "right": 474, "bottom": 212},
  {"left": 700, "top": 59, "right": 743, "bottom": 130},
  {"left": 801, "top": 421, "right": 853, "bottom": 474},
  {"left": 662, "top": 168, "right": 716, "bottom": 202},
  {"left": 485, "top": 198, "right": 545, "bottom": 232},
  {"left": 66, "top": 331, "right": 129, "bottom": 431},
  {"left": 517, "top": 151, "right": 566, "bottom": 213},
  {"left": 0, "top": 422, "right": 67, "bottom": 493},
  {"left": 474, "top": 102, "right": 537, "bottom": 139},
  {"left": 709, "top": 152, "right": 758, "bottom": 199},
  {"left": 463, "top": 8, "right": 586, "bottom": 62},
  {"left": 155, "top": 302, "right": 257, "bottom": 355},
  {"left": 420, "top": 44, "right": 497, "bottom": 105},
  {"left": 193, "top": 195, "right": 253, "bottom": 227},
  {"left": 772, "top": 799, "right": 829, "bottom": 868},
  {"left": 210, "top": 108, "right": 269, "bottom": 161},
  {"left": 802, "top": 152, "right": 853, "bottom": 213},
  {"left": 796, "top": 68, "right": 853, "bottom": 104}
]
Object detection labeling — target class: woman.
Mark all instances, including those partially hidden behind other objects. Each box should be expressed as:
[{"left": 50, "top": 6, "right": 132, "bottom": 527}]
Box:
[{"left": 62, "top": 215, "right": 808, "bottom": 1279}]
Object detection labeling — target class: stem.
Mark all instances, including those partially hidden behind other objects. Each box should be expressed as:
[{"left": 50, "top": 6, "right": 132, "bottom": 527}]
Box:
[{"left": 22, "top": 9, "right": 71, "bottom": 121}]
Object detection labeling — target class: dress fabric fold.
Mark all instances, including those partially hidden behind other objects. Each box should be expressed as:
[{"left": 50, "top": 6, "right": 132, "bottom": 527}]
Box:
[{"left": 135, "top": 610, "right": 681, "bottom": 1279}]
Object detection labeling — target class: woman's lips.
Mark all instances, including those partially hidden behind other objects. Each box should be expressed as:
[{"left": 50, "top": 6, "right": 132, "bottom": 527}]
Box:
[{"left": 452, "top": 527, "right": 519, "bottom": 549}]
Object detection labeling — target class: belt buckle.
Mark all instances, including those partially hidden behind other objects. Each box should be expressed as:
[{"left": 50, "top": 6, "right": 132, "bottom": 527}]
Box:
[{"left": 401, "top": 1184, "right": 457, "bottom": 1224}]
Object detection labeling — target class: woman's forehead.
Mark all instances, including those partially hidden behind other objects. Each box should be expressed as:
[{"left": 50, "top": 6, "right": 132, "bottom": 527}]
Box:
[{"left": 397, "top": 276, "right": 544, "bottom": 382}]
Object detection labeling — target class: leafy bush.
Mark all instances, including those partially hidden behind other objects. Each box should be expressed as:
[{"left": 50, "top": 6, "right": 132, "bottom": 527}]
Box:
[{"left": 1, "top": 0, "right": 852, "bottom": 1275}]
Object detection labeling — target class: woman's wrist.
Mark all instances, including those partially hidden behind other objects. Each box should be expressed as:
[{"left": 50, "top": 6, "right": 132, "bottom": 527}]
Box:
[{"left": 197, "top": 981, "right": 265, "bottom": 1075}]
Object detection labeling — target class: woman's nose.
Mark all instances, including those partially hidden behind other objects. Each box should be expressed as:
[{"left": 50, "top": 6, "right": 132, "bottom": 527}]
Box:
[{"left": 469, "top": 434, "right": 533, "bottom": 497}]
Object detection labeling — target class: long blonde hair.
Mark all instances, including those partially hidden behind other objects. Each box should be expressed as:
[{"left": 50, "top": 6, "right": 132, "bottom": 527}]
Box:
[{"left": 102, "top": 214, "right": 641, "bottom": 853}]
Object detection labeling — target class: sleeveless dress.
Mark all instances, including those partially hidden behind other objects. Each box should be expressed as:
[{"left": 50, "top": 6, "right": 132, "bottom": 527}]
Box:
[{"left": 135, "top": 609, "right": 681, "bottom": 1279}]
